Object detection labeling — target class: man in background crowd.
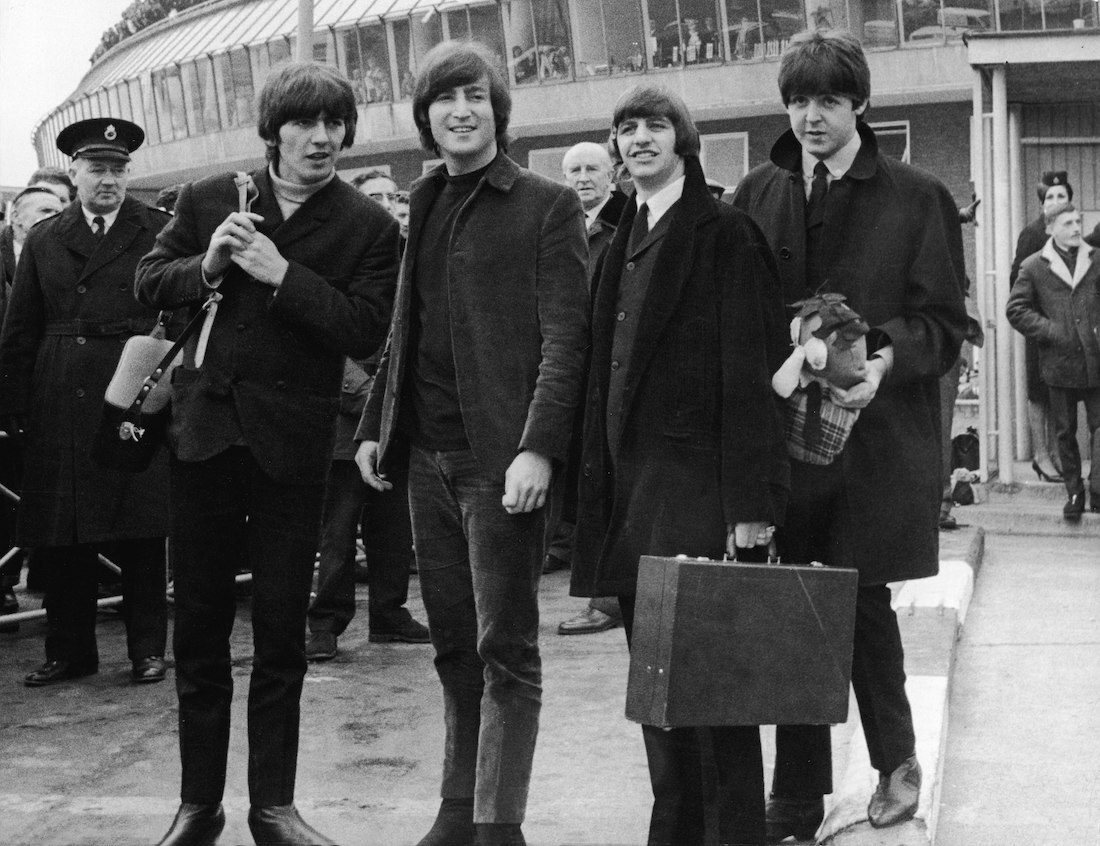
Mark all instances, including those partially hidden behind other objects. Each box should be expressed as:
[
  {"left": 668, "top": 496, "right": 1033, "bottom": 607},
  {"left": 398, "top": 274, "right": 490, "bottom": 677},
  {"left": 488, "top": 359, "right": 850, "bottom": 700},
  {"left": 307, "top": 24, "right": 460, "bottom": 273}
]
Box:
[
  {"left": 305, "top": 167, "right": 428, "bottom": 662},
  {"left": 1008, "top": 202, "right": 1100, "bottom": 520},
  {"left": 552, "top": 140, "right": 627, "bottom": 637}
]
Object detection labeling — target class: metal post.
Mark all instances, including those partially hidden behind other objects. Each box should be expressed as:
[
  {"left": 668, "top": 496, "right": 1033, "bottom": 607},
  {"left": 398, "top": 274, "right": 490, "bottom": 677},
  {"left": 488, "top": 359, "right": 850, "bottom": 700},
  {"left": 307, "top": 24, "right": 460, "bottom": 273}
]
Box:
[
  {"left": 297, "top": 0, "right": 315, "bottom": 62},
  {"left": 1008, "top": 105, "right": 1028, "bottom": 461},
  {"left": 971, "top": 71, "right": 992, "bottom": 483},
  {"left": 991, "top": 65, "right": 1015, "bottom": 484}
]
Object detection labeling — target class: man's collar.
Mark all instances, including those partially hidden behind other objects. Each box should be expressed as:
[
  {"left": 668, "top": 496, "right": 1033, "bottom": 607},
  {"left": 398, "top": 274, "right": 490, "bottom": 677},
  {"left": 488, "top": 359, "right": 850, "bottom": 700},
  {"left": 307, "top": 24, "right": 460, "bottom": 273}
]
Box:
[
  {"left": 81, "top": 204, "right": 121, "bottom": 232},
  {"left": 801, "top": 129, "right": 862, "bottom": 181},
  {"left": 584, "top": 194, "right": 612, "bottom": 227},
  {"left": 637, "top": 176, "right": 686, "bottom": 228},
  {"left": 772, "top": 122, "right": 879, "bottom": 180}
]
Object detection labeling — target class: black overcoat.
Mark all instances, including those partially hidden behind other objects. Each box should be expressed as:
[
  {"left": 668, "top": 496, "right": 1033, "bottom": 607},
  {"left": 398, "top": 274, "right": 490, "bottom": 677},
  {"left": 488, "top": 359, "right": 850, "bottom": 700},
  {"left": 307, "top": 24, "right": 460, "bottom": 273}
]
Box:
[
  {"left": 570, "top": 157, "right": 791, "bottom": 598},
  {"left": 136, "top": 169, "right": 399, "bottom": 485},
  {"left": 732, "top": 124, "right": 968, "bottom": 585},
  {"left": 0, "top": 197, "right": 172, "bottom": 545}
]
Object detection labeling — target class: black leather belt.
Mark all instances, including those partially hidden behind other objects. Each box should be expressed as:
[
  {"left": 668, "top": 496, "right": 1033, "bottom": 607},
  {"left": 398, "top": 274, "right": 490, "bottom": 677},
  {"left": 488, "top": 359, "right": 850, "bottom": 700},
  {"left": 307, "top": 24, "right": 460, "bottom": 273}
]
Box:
[{"left": 44, "top": 318, "right": 151, "bottom": 337}]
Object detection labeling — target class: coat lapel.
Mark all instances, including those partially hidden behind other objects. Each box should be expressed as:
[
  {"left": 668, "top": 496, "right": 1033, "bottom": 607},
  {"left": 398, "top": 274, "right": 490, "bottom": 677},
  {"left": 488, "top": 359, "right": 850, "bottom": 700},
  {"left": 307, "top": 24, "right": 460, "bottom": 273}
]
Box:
[
  {"left": 269, "top": 176, "right": 335, "bottom": 252},
  {"left": 79, "top": 199, "right": 144, "bottom": 281},
  {"left": 52, "top": 203, "right": 96, "bottom": 264},
  {"left": 617, "top": 159, "right": 717, "bottom": 436},
  {"left": 1042, "top": 239, "right": 1086, "bottom": 288}
]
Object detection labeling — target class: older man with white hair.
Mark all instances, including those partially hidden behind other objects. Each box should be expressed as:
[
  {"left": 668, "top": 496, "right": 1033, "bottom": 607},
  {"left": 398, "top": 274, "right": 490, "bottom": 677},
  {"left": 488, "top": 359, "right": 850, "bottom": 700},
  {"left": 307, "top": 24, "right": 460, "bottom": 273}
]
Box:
[{"left": 551, "top": 141, "right": 629, "bottom": 636}]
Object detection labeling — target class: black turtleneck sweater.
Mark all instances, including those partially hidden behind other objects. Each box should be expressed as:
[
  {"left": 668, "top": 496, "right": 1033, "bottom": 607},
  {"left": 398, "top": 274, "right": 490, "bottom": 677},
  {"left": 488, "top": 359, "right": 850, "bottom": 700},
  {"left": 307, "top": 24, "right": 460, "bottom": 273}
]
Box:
[{"left": 405, "top": 163, "right": 491, "bottom": 451}]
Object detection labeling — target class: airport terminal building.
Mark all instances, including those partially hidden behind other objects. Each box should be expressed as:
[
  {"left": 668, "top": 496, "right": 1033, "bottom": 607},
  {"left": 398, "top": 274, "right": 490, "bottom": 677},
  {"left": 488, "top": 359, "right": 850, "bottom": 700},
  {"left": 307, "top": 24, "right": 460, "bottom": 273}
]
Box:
[{"left": 29, "top": 0, "right": 1100, "bottom": 479}]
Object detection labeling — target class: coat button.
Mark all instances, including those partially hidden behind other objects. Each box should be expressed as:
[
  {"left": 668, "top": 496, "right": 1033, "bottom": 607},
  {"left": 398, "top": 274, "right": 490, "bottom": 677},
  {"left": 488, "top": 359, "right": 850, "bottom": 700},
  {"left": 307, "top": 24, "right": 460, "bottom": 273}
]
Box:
[
  {"left": 75, "top": 388, "right": 85, "bottom": 398},
  {"left": 617, "top": 311, "right": 626, "bottom": 321},
  {"left": 276, "top": 380, "right": 287, "bottom": 390},
  {"left": 779, "top": 247, "right": 792, "bottom": 260},
  {"left": 626, "top": 262, "right": 635, "bottom": 271},
  {"left": 236, "top": 323, "right": 246, "bottom": 331},
  {"left": 76, "top": 285, "right": 87, "bottom": 294},
  {"left": 119, "top": 283, "right": 128, "bottom": 290},
  {"left": 611, "top": 360, "right": 620, "bottom": 371},
  {"left": 76, "top": 336, "right": 86, "bottom": 345}
]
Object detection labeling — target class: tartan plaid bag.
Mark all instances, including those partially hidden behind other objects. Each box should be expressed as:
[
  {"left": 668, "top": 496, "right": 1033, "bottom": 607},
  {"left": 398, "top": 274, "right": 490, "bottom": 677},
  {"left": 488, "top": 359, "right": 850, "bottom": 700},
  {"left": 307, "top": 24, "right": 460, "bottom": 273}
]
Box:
[{"left": 782, "top": 381, "right": 860, "bottom": 465}]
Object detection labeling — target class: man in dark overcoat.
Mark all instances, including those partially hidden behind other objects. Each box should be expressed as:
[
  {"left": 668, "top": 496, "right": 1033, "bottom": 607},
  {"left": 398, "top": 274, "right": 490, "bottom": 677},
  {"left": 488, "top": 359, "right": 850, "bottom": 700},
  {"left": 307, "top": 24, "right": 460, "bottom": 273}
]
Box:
[
  {"left": 0, "top": 118, "right": 172, "bottom": 687},
  {"left": 731, "top": 30, "right": 968, "bottom": 836},
  {"left": 136, "top": 62, "right": 398, "bottom": 846},
  {"left": 1007, "top": 202, "right": 1100, "bottom": 518},
  {"left": 355, "top": 41, "right": 588, "bottom": 846},
  {"left": 569, "top": 85, "right": 790, "bottom": 846}
]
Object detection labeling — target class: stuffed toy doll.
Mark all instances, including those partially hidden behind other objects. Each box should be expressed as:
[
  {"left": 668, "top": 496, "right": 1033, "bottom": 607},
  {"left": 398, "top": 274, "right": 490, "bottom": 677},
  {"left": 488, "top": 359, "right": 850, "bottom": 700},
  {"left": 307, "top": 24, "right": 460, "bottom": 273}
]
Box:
[{"left": 771, "top": 293, "right": 870, "bottom": 465}]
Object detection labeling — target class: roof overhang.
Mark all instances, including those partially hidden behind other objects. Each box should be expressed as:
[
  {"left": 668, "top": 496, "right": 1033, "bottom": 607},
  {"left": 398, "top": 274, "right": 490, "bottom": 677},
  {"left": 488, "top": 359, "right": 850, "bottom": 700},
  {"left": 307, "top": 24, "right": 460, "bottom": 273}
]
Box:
[{"left": 966, "top": 30, "right": 1100, "bottom": 101}]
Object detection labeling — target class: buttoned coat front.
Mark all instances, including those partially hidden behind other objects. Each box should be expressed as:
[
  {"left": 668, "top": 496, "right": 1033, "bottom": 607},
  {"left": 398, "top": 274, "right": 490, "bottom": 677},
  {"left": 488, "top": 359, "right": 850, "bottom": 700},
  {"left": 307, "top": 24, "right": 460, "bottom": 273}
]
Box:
[
  {"left": 0, "top": 197, "right": 171, "bottom": 545},
  {"left": 136, "top": 169, "right": 399, "bottom": 485},
  {"left": 1007, "top": 240, "right": 1100, "bottom": 389},
  {"left": 357, "top": 152, "right": 590, "bottom": 482},
  {"left": 570, "top": 157, "right": 791, "bottom": 599},
  {"left": 732, "top": 123, "right": 968, "bottom": 585}
]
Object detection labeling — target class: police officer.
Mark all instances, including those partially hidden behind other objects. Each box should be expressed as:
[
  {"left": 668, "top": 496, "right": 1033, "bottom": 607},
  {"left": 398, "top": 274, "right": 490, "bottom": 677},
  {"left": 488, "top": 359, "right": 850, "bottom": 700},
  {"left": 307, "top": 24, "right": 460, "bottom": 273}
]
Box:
[{"left": 0, "top": 117, "right": 173, "bottom": 687}]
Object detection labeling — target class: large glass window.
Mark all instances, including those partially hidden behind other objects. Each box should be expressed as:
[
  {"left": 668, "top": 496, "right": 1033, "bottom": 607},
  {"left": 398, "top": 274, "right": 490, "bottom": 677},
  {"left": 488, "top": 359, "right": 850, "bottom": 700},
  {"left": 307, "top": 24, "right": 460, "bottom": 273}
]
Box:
[
  {"left": 154, "top": 65, "right": 189, "bottom": 140},
  {"left": 502, "top": 0, "right": 573, "bottom": 84},
  {"left": 903, "top": 1, "right": 991, "bottom": 42},
  {"left": 139, "top": 73, "right": 161, "bottom": 145},
  {"left": 391, "top": 19, "right": 419, "bottom": 99},
  {"left": 228, "top": 47, "right": 256, "bottom": 126},
  {"left": 571, "top": 0, "right": 646, "bottom": 75},
  {"left": 853, "top": 0, "right": 899, "bottom": 47},
  {"left": 646, "top": 0, "right": 722, "bottom": 67},
  {"left": 724, "top": 0, "right": 803, "bottom": 59},
  {"left": 269, "top": 37, "right": 292, "bottom": 66},
  {"left": 410, "top": 9, "right": 445, "bottom": 68},
  {"left": 344, "top": 23, "right": 393, "bottom": 104},
  {"left": 468, "top": 4, "right": 508, "bottom": 73}
]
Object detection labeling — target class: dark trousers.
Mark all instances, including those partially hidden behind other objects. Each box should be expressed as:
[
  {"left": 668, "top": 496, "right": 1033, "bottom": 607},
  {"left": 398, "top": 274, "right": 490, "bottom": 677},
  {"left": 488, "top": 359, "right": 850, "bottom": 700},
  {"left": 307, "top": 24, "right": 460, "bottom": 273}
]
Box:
[
  {"left": 1047, "top": 385, "right": 1100, "bottom": 498},
  {"left": 407, "top": 445, "right": 544, "bottom": 824},
  {"left": 619, "top": 593, "right": 765, "bottom": 846},
  {"left": 42, "top": 538, "right": 167, "bottom": 665},
  {"left": 307, "top": 458, "right": 414, "bottom": 635},
  {"left": 0, "top": 436, "right": 21, "bottom": 590},
  {"left": 772, "top": 459, "right": 915, "bottom": 798},
  {"left": 170, "top": 447, "right": 325, "bottom": 807}
]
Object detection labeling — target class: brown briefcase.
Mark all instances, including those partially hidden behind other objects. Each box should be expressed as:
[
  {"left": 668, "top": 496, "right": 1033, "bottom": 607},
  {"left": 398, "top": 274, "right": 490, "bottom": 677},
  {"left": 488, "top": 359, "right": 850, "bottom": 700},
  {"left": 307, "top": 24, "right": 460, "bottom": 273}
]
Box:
[{"left": 626, "top": 555, "right": 858, "bottom": 728}]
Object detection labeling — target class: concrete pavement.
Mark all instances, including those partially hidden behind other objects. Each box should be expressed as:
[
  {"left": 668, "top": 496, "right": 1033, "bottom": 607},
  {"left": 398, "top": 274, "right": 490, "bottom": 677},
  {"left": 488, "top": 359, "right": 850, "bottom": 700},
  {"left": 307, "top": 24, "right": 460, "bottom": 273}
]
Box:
[{"left": 0, "top": 465, "right": 1092, "bottom": 845}]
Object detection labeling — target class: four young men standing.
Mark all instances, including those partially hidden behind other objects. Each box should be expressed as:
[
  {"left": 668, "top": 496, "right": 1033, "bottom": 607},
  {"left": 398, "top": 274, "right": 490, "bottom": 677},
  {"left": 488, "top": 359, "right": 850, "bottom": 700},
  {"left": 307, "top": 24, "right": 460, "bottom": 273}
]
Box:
[{"left": 5, "top": 28, "right": 979, "bottom": 846}]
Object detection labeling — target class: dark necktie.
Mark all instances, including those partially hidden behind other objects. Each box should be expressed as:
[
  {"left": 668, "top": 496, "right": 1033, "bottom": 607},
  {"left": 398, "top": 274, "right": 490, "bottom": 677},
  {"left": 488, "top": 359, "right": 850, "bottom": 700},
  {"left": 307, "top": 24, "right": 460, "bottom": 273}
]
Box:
[
  {"left": 92, "top": 216, "right": 105, "bottom": 241},
  {"left": 629, "top": 203, "right": 649, "bottom": 252},
  {"left": 805, "top": 161, "right": 829, "bottom": 228}
]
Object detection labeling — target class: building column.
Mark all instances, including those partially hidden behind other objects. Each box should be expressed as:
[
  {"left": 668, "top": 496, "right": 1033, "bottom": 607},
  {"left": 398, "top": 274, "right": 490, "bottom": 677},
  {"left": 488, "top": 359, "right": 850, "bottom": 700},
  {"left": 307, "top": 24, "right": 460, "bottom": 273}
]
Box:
[
  {"left": 1008, "top": 105, "right": 1028, "bottom": 460},
  {"left": 991, "top": 64, "right": 1015, "bottom": 484}
]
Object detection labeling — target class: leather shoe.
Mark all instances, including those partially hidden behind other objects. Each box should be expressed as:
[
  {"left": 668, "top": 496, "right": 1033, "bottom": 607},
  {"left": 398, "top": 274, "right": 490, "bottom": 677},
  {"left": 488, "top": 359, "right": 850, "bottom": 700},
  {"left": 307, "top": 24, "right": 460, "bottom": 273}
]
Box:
[
  {"left": 868, "top": 754, "right": 921, "bottom": 828},
  {"left": 1064, "top": 491, "right": 1086, "bottom": 520},
  {"left": 155, "top": 803, "right": 225, "bottom": 846},
  {"left": 306, "top": 631, "right": 337, "bottom": 661},
  {"left": 369, "top": 615, "right": 430, "bottom": 644},
  {"left": 765, "top": 794, "right": 823, "bottom": 842},
  {"left": 557, "top": 606, "right": 621, "bottom": 635},
  {"left": 541, "top": 553, "right": 569, "bottom": 574},
  {"left": 132, "top": 656, "right": 167, "bottom": 683},
  {"left": 415, "top": 797, "right": 475, "bottom": 846},
  {"left": 247, "top": 804, "right": 336, "bottom": 845},
  {"left": 24, "top": 659, "right": 97, "bottom": 687}
]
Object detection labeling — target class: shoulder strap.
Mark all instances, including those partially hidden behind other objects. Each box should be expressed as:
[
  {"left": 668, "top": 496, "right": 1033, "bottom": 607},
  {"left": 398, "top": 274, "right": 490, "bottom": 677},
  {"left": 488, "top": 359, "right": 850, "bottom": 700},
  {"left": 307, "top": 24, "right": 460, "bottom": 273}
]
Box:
[{"left": 125, "top": 292, "right": 222, "bottom": 417}]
